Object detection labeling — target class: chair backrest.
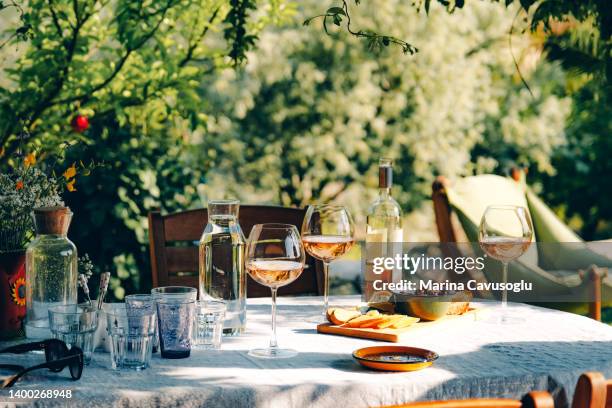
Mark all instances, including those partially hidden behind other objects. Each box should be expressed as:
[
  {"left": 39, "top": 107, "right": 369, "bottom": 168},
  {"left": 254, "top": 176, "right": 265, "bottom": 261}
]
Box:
[
  {"left": 381, "top": 391, "right": 554, "bottom": 408},
  {"left": 571, "top": 372, "right": 610, "bottom": 408},
  {"left": 432, "top": 176, "right": 459, "bottom": 244},
  {"left": 148, "top": 205, "right": 322, "bottom": 298},
  {"left": 433, "top": 174, "right": 532, "bottom": 237}
]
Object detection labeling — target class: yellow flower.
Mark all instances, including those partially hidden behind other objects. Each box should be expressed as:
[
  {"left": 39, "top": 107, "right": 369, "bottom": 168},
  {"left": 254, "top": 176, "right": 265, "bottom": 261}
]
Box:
[
  {"left": 15, "top": 180, "right": 24, "bottom": 190},
  {"left": 63, "top": 163, "right": 77, "bottom": 180},
  {"left": 66, "top": 179, "right": 76, "bottom": 192},
  {"left": 24, "top": 152, "right": 36, "bottom": 168},
  {"left": 10, "top": 277, "right": 26, "bottom": 307}
]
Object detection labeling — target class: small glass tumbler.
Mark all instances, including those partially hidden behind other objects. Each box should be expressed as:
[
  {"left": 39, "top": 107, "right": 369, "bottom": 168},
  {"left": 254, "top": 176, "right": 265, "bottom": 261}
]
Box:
[
  {"left": 48, "top": 304, "right": 98, "bottom": 364},
  {"left": 150, "top": 287, "right": 197, "bottom": 352},
  {"left": 156, "top": 298, "right": 196, "bottom": 359},
  {"left": 194, "top": 300, "right": 226, "bottom": 350},
  {"left": 106, "top": 307, "right": 155, "bottom": 370},
  {"left": 125, "top": 294, "right": 156, "bottom": 350}
]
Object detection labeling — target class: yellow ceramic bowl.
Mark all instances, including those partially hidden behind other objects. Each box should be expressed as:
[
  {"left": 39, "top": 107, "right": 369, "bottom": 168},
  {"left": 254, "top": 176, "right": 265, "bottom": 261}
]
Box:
[{"left": 352, "top": 346, "right": 438, "bottom": 372}]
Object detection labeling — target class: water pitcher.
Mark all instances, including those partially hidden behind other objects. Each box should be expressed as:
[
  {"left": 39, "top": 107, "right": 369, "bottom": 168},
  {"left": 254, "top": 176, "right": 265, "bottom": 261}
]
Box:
[
  {"left": 199, "top": 200, "right": 246, "bottom": 335},
  {"left": 25, "top": 207, "right": 78, "bottom": 339}
]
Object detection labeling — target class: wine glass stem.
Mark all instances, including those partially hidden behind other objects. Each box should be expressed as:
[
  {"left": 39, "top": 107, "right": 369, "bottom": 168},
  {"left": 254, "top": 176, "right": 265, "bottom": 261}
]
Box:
[
  {"left": 269, "top": 288, "right": 278, "bottom": 349},
  {"left": 501, "top": 261, "right": 508, "bottom": 310},
  {"left": 323, "top": 261, "right": 330, "bottom": 315}
]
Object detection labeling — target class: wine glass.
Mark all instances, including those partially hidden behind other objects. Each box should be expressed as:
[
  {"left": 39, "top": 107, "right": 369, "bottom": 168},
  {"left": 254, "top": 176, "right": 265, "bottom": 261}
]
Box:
[
  {"left": 301, "top": 205, "right": 355, "bottom": 321},
  {"left": 479, "top": 205, "right": 533, "bottom": 323},
  {"left": 245, "top": 224, "right": 305, "bottom": 358}
]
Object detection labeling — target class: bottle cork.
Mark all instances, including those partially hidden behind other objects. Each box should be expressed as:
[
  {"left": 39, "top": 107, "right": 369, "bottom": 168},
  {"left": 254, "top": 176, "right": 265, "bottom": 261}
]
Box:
[
  {"left": 33, "top": 207, "right": 73, "bottom": 235},
  {"left": 379, "top": 158, "right": 393, "bottom": 189}
]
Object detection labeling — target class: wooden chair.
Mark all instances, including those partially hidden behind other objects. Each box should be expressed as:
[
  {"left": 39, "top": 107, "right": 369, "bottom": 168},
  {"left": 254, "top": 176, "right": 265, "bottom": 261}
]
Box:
[
  {"left": 382, "top": 391, "right": 555, "bottom": 408},
  {"left": 148, "top": 206, "right": 322, "bottom": 298},
  {"left": 571, "top": 372, "right": 611, "bottom": 408},
  {"left": 432, "top": 175, "right": 604, "bottom": 320}
]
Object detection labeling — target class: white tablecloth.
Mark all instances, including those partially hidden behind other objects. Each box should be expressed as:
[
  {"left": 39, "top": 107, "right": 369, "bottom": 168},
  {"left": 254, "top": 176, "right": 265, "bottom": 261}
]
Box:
[{"left": 1, "top": 296, "right": 611, "bottom": 408}]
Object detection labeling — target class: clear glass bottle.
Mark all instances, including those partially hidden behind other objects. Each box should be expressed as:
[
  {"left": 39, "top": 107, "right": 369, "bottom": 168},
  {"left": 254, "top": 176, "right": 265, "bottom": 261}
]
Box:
[
  {"left": 198, "top": 200, "right": 246, "bottom": 336},
  {"left": 365, "top": 158, "right": 404, "bottom": 300},
  {"left": 25, "top": 207, "right": 78, "bottom": 339}
]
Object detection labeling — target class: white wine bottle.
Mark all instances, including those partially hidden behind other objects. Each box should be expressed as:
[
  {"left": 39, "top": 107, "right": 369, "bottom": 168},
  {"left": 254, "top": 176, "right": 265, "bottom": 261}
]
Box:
[{"left": 365, "top": 158, "right": 403, "bottom": 300}]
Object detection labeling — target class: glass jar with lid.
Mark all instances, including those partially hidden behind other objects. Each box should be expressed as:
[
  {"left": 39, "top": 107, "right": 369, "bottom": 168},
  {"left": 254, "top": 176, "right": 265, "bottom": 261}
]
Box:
[{"left": 25, "top": 207, "right": 78, "bottom": 339}]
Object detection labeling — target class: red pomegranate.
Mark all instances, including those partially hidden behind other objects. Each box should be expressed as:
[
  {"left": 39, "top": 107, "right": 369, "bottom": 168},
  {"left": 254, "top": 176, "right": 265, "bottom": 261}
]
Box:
[{"left": 71, "top": 115, "right": 89, "bottom": 133}]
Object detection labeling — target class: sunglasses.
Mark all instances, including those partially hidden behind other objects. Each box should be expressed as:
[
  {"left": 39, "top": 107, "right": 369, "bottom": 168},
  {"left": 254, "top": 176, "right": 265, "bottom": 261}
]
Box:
[{"left": 0, "top": 340, "right": 84, "bottom": 388}]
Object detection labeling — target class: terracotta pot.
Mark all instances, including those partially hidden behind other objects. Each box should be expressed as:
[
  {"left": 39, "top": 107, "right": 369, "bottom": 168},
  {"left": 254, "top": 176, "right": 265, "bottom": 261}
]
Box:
[{"left": 0, "top": 250, "right": 26, "bottom": 339}]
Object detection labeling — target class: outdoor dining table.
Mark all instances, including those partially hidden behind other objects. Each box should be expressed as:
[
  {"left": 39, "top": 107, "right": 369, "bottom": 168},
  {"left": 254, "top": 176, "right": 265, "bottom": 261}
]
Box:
[{"left": 1, "top": 295, "right": 611, "bottom": 408}]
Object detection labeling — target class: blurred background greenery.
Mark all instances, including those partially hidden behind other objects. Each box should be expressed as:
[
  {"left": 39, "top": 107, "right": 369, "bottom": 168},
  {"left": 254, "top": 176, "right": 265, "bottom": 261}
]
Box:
[{"left": 0, "top": 0, "right": 610, "bottom": 299}]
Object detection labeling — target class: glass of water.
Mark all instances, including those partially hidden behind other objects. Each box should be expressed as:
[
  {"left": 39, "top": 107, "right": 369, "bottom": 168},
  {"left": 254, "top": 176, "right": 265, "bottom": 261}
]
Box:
[
  {"left": 156, "top": 298, "right": 196, "bottom": 359},
  {"left": 48, "top": 304, "right": 98, "bottom": 364},
  {"left": 125, "top": 294, "right": 157, "bottom": 350},
  {"left": 105, "top": 306, "right": 155, "bottom": 370},
  {"left": 194, "top": 300, "right": 226, "bottom": 350}
]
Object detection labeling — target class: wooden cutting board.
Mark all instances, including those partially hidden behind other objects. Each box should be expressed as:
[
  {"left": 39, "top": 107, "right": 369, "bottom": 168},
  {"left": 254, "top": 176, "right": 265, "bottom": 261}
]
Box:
[{"left": 316, "top": 308, "right": 478, "bottom": 343}]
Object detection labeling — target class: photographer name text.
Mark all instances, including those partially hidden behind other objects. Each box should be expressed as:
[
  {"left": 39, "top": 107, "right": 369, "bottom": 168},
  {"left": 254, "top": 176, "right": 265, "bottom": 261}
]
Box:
[{"left": 373, "top": 279, "right": 533, "bottom": 293}]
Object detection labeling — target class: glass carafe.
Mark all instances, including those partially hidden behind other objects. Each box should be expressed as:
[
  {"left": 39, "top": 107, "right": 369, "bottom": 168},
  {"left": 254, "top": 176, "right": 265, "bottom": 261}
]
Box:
[
  {"left": 198, "top": 200, "right": 246, "bottom": 336},
  {"left": 25, "top": 207, "right": 78, "bottom": 339}
]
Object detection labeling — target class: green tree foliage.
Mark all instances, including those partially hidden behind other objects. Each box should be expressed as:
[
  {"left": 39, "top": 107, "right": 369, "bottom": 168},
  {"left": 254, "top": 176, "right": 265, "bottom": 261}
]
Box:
[
  {"left": 0, "top": 0, "right": 271, "bottom": 157},
  {"left": 312, "top": 0, "right": 611, "bottom": 85},
  {"left": 199, "top": 0, "right": 570, "bottom": 224},
  {"left": 0, "top": 0, "right": 289, "bottom": 297},
  {"left": 308, "top": 0, "right": 611, "bottom": 240},
  {"left": 533, "top": 77, "right": 612, "bottom": 240}
]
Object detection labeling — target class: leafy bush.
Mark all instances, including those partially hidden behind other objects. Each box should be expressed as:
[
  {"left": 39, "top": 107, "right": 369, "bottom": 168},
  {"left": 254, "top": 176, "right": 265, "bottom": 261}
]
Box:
[
  {"left": 200, "top": 0, "right": 571, "bottom": 223},
  {"left": 0, "top": 0, "right": 289, "bottom": 297}
]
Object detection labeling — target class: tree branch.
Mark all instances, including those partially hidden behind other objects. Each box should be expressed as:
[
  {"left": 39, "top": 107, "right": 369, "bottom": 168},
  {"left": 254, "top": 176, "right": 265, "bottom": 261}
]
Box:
[
  {"left": 53, "top": 0, "right": 175, "bottom": 106},
  {"left": 95, "top": 65, "right": 218, "bottom": 116},
  {"left": 72, "top": 0, "right": 80, "bottom": 25},
  {"left": 509, "top": 7, "right": 534, "bottom": 98},
  {"left": 0, "top": 0, "right": 27, "bottom": 50},
  {"left": 179, "top": 6, "right": 221, "bottom": 67},
  {"left": 304, "top": 0, "right": 417, "bottom": 54},
  {"left": 47, "top": 0, "right": 65, "bottom": 38},
  {"left": 0, "top": 4, "right": 94, "bottom": 150},
  {"left": 0, "top": 32, "right": 18, "bottom": 50}
]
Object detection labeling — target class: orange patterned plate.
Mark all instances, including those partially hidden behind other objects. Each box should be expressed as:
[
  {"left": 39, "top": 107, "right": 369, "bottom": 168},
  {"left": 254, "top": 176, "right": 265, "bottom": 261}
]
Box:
[{"left": 352, "top": 346, "right": 438, "bottom": 372}]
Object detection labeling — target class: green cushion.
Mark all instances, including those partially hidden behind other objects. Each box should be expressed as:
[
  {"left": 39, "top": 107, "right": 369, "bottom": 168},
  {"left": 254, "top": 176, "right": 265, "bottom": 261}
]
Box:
[
  {"left": 525, "top": 189, "right": 581, "bottom": 243},
  {"left": 526, "top": 189, "right": 612, "bottom": 270},
  {"left": 445, "top": 175, "right": 538, "bottom": 265}
]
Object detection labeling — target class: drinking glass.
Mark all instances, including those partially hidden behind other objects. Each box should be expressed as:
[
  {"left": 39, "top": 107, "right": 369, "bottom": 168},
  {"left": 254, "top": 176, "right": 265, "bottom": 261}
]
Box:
[
  {"left": 246, "top": 224, "right": 305, "bottom": 358},
  {"left": 301, "top": 205, "right": 355, "bottom": 320},
  {"left": 48, "top": 304, "right": 98, "bottom": 364},
  {"left": 479, "top": 205, "right": 533, "bottom": 324},
  {"left": 125, "top": 294, "right": 156, "bottom": 339},
  {"left": 105, "top": 307, "right": 155, "bottom": 370},
  {"left": 156, "top": 298, "right": 196, "bottom": 359},
  {"left": 193, "top": 300, "right": 226, "bottom": 350},
  {"left": 150, "top": 287, "right": 197, "bottom": 351}
]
